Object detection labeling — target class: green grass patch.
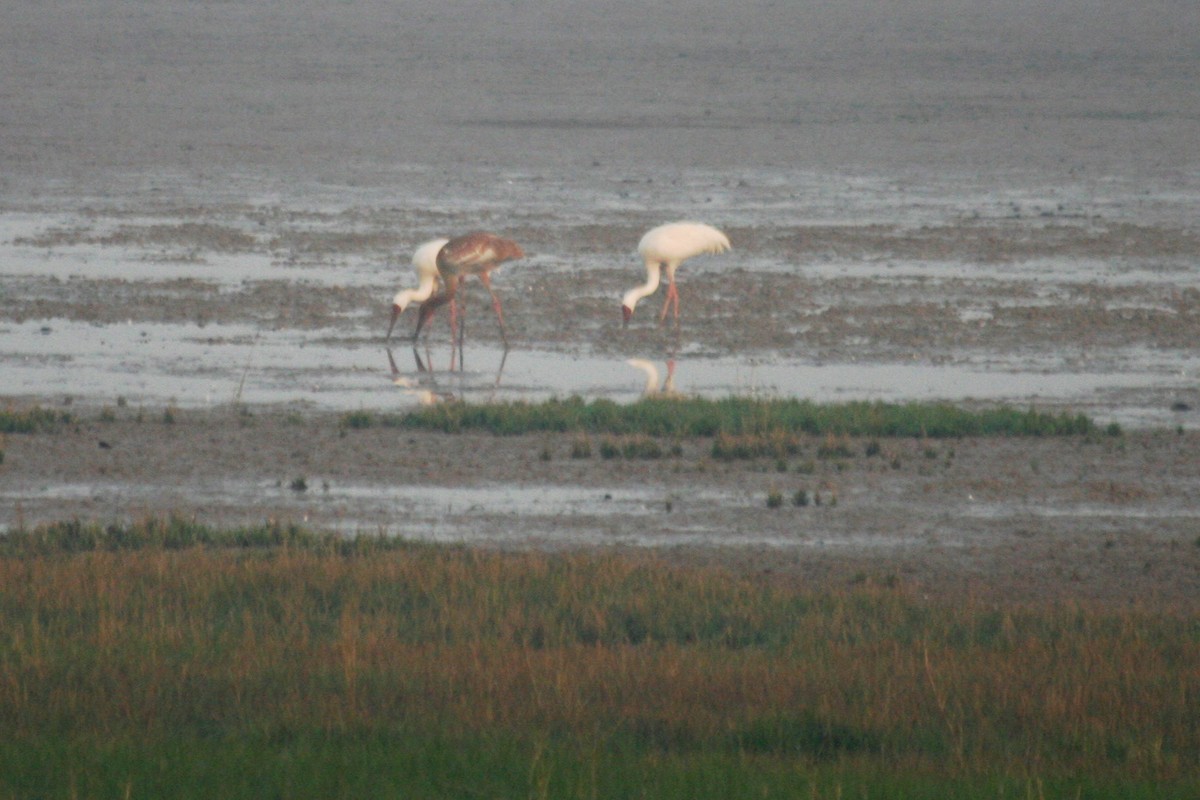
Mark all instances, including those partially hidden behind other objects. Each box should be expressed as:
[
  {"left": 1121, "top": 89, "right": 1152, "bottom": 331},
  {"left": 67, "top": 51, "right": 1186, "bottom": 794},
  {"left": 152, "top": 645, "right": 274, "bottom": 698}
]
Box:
[
  {"left": 713, "top": 430, "right": 802, "bottom": 460},
  {"left": 7, "top": 729, "right": 1185, "bottom": 800},
  {"left": 0, "top": 516, "right": 413, "bottom": 557},
  {"left": 0, "top": 405, "right": 71, "bottom": 433},
  {"left": 598, "top": 434, "right": 665, "bottom": 459},
  {"left": 341, "top": 396, "right": 1105, "bottom": 438}
]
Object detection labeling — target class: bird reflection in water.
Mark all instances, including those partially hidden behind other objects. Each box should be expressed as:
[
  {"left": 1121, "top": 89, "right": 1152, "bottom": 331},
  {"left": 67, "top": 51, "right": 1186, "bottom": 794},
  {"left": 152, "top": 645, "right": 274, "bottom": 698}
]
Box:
[
  {"left": 385, "top": 346, "right": 507, "bottom": 405},
  {"left": 386, "top": 347, "right": 453, "bottom": 405},
  {"left": 626, "top": 358, "right": 679, "bottom": 397}
]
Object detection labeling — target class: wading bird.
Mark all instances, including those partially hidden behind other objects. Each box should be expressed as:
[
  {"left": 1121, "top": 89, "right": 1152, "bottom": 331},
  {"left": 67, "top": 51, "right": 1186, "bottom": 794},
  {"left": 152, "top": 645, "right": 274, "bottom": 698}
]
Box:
[
  {"left": 416, "top": 231, "right": 524, "bottom": 347},
  {"left": 386, "top": 237, "right": 450, "bottom": 342},
  {"left": 621, "top": 222, "right": 731, "bottom": 326}
]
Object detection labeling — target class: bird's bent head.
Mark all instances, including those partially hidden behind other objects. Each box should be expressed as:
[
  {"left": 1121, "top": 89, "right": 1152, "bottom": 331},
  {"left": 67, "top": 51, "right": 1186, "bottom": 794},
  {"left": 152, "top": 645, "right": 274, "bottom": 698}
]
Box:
[
  {"left": 621, "top": 304, "right": 634, "bottom": 326},
  {"left": 392, "top": 288, "right": 417, "bottom": 314}
]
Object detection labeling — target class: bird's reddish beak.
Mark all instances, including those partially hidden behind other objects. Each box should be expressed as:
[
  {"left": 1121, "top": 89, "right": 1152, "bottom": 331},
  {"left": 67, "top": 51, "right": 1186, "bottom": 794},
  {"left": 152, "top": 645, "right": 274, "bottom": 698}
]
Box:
[
  {"left": 386, "top": 304, "right": 401, "bottom": 340},
  {"left": 621, "top": 305, "right": 633, "bottom": 326}
]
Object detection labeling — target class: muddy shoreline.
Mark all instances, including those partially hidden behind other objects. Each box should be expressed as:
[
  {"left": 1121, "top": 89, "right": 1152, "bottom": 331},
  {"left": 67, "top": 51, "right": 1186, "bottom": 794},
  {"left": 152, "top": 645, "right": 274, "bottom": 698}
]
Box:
[{"left": 4, "top": 406, "right": 1199, "bottom": 608}]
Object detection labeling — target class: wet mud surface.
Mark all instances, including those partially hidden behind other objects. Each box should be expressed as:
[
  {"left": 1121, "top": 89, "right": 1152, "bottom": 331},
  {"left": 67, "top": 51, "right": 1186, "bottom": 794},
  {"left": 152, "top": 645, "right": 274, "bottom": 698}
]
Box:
[
  {"left": 3, "top": 0, "right": 1199, "bottom": 603},
  {"left": 5, "top": 207, "right": 1198, "bottom": 426},
  {"left": 5, "top": 410, "right": 1199, "bottom": 607}
]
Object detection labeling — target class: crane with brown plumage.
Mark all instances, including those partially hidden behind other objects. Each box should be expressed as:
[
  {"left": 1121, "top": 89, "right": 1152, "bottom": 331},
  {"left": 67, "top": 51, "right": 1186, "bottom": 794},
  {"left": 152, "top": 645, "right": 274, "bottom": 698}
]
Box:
[{"left": 414, "top": 231, "right": 524, "bottom": 348}]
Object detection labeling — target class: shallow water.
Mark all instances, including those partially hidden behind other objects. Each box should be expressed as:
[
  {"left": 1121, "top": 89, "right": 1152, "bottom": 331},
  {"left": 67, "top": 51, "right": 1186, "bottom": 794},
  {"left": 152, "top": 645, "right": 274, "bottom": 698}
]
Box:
[
  {"left": 5, "top": 313, "right": 1195, "bottom": 429},
  {"left": 4, "top": 170, "right": 1198, "bottom": 430}
]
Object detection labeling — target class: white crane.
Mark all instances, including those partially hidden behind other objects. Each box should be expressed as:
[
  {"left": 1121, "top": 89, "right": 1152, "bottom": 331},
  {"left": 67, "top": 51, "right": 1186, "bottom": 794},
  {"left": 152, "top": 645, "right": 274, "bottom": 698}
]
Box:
[
  {"left": 621, "top": 222, "right": 731, "bottom": 326},
  {"left": 386, "top": 237, "right": 450, "bottom": 342}
]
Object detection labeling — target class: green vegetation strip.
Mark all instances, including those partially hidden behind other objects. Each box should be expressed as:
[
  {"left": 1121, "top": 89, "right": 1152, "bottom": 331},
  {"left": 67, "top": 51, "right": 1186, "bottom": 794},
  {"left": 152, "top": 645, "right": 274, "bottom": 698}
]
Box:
[
  {"left": 0, "top": 406, "right": 71, "bottom": 433},
  {"left": 0, "top": 516, "right": 409, "bottom": 557},
  {"left": 343, "top": 397, "right": 1107, "bottom": 438},
  {"left": 1, "top": 519, "right": 1193, "bottom": 799}
]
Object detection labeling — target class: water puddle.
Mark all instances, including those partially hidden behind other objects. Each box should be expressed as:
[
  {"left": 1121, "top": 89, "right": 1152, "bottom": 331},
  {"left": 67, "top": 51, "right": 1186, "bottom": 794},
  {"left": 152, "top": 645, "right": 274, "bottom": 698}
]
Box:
[
  {"left": 4, "top": 317, "right": 1193, "bottom": 427},
  {"left": 0, "top": 477, "right": 934, "bottom": 549},
  {"left": 11, "top": 472, "right": 1193, "bottom": 548}
]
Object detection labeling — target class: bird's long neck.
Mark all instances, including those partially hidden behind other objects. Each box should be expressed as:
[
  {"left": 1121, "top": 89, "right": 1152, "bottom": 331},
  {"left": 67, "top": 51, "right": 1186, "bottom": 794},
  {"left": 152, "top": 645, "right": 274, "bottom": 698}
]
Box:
[
  {"left": 395, "top": 272, "right": 438, "bottom": 311},
  {"left": 622, "top": 260, "right": 662, "bottom": 312},
  {"left": 412, "top": 271, "right": 438, "bottom": 304}
]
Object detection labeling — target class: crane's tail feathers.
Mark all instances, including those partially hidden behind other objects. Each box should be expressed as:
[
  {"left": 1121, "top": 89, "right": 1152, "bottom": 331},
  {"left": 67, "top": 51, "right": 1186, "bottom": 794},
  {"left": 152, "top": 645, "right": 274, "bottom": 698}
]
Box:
[{"left": 709, "top": 230, "right": 733, "bottom": 254}]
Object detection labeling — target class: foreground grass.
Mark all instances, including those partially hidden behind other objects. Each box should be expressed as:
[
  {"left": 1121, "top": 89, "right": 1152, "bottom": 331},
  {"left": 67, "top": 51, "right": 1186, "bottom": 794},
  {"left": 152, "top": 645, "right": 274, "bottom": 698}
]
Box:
[
  {"left": 2, "top": 519, "right": 1195, "bottom": 799},
  {"left": 342, "top": 396, "right": 1109, "bottom": 438}
]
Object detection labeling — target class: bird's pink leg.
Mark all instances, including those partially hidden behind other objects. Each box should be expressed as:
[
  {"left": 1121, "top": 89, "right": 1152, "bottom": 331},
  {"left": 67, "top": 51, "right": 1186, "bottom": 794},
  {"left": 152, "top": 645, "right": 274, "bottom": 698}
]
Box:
[
  {"left": 479, "top": 272, "right": 508, "bottom": 347},
  {"left": 658, "top": 280, "right": 679, "bottom": 326},
  {"left": 446, "top": 276, "right": 468, "bottom": 347},
  {"left": 443, "top": 297, "right": 458, "bottom": 369},
  {"left": 454, "top": 277, "right": 468, "bottom": 369}
]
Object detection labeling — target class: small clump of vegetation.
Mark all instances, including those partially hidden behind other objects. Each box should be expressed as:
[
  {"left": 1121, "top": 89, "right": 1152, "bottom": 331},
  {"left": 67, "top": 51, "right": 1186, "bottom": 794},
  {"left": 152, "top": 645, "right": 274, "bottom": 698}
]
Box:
[
  {"left": 598, "top": 435, "right": 664, "bottom": 459},
  {"left": 621, "top": 435, "right": 663, "bottom": 459},
  {"left": 0, "top": 406, "right": 71, "bottom": 434},
  {"left": 341, "top": 410, "right": 374, "bottom": 430},
  {"left": 570, "top": 435, "right": 592, "bottom": 458},
  {"left": 340, "top": 396, "right": 1106, "bottom": 439},
  {"left": 817, "top": 433, "right": 854, "bottom": 459},
  {"left": 712, "top": 430, "right": 802, "bottom": 460}
]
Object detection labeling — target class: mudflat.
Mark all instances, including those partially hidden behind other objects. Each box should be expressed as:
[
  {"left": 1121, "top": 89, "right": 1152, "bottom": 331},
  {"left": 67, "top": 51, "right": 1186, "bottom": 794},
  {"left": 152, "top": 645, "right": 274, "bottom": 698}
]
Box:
[{"left": 4, "top": 408, "right": 1200, "bottom": 607}]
